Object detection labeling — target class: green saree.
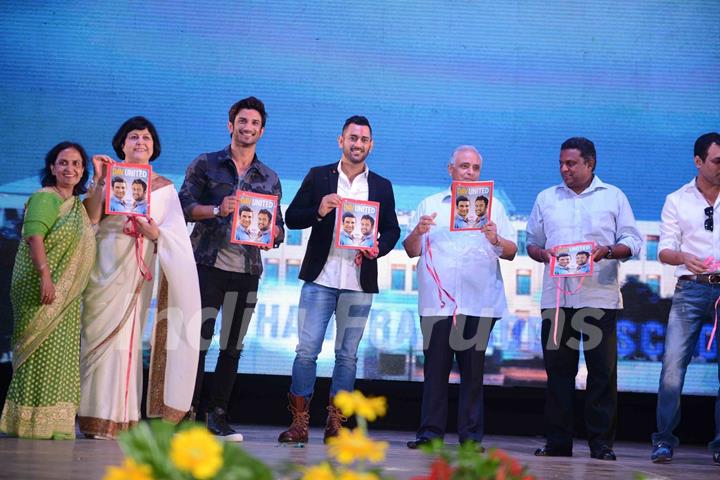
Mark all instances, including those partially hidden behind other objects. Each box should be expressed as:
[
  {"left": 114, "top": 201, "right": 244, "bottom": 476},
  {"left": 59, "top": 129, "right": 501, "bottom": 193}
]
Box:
[{"left": 0, "top": 189, "right": 95, "bottom": 439}]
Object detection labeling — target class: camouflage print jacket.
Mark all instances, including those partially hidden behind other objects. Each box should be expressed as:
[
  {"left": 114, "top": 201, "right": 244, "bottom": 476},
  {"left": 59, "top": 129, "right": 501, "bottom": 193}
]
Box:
[{"left": 179, "top": 146, "right": 285, "bottom": 274}]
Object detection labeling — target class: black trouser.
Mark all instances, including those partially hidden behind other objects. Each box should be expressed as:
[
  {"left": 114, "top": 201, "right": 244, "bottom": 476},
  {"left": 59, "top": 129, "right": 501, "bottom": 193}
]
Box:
[
  {"left": 417, "top": 315, "right": 497, "bottom": 443},
  {"left": 192, "top": 264, "right": 259, "bottom": 411},
  {"left": 540, "top": 307, "right": 618, "bottom": 451}
]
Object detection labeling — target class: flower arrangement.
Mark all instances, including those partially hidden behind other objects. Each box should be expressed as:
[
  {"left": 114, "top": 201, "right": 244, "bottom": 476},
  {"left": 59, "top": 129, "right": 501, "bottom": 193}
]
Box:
[
  {"left": 290, "top": 390, "right": 391, "bottom": 480},
  {"left": 410, "top": 440, "right": 535, "bottom": 480},
  {"left": 103, "top": 420, "right": 272, "bottom": 480},
  {"left": 102, "top": 391, "right": 537, "bottom": 480}
]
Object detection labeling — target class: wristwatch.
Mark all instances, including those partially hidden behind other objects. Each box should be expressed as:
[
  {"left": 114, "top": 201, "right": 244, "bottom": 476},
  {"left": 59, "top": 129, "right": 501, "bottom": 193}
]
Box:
[
  {"left": 212, "top": 205, "right": 221, "bottom": 217},
  {"left": 605, "top": 245, "right": 614, "bottom": 259}
]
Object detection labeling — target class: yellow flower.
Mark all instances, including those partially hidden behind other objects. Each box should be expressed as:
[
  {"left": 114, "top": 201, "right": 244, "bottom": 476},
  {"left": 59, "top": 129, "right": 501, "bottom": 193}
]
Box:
[
  {"left": 103, "top": 458, "right": 153, "bottom": 480},
  {"left": 338, "top": 469, "right": 380, "bottom": 480},
  {"left": 334, "top": 390, "right": 387, "bottom": 421},
  {"left": 302, "top": 462, "right": 336, "bottom": 480},
  {"left": 169, "top": 426, "right": 223, "bottom": 479},
  {"left": 327, "top": 428, "right": 388, "bottom": 465}
]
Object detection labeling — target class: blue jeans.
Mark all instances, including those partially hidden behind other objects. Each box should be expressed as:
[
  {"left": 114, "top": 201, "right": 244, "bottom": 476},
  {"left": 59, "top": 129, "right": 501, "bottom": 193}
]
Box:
[
  {"left": 652, "top": 279, "right": 720, "bottom": 450},
  {"left": 290, "top": 282, "right": 373, "bottom": 399}
]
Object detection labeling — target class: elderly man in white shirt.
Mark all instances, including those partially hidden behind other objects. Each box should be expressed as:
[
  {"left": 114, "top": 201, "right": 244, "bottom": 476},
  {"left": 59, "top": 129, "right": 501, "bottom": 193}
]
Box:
[
  {"left": 526, "top": 136, "right": 642, "bottom": 461},
  {"left": 404, "top": 145, "right": 517, "bottom": 449},
  {"left": 651, "top": 132, "right": 720, "bottom": 466}
]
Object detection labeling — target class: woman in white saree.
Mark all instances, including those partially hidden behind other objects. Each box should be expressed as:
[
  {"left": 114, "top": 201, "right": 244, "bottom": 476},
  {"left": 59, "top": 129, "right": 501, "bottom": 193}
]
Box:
[{"left": 79, "top": 116, "right": 201, "bottom": 438}]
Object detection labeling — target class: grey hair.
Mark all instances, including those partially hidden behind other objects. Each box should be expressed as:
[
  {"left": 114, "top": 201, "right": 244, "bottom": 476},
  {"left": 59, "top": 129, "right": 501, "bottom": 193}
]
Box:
[{"left": 449, "top": 145, "right": 483, "bottom": 167}]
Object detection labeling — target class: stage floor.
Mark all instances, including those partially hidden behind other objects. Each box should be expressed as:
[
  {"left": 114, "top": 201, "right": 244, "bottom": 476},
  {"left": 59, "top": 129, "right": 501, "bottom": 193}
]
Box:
[{"left": 0, "top": 425, "right": 717, "bottom": 479}]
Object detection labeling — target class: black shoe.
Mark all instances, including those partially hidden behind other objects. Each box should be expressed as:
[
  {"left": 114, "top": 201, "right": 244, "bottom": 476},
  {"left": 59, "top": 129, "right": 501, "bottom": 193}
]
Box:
[
  {"left": 590, "top": 445, "right": 616, "bottom": 461},
  {"left": 207, "top": 407, "right": 244, "bottom": 442},
  {"left": 183, "top": 406, "right": 197, "bottom": 422},
  {"left": 713, "top": 450, "right": 720, "bottom": 466},
  {"left": 534, "top": 445, "right": 572, "bottom": 457},
  {"left": 650, "top": 443, "right": 673, "bottom": 463},
  {"left": 407, "top": 437, "right": 433, "bottom": 449}
]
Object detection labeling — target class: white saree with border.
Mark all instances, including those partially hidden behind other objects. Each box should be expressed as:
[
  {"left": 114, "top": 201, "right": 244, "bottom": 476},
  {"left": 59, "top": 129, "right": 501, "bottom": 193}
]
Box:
[{"left": 78, "top": 179, "right": 200, "bottom": 438}]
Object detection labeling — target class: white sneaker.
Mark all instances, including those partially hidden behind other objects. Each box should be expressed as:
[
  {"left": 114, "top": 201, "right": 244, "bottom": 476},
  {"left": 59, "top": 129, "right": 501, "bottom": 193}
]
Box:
[{"left": 216, "top": 431, "right": 244, "bottom": 442}]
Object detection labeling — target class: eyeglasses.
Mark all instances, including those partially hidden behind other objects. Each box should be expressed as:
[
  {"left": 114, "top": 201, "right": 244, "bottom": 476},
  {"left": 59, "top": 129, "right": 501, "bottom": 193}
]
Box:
[{"left": 705, "top": 206, "right": 714, "bottom": 232}]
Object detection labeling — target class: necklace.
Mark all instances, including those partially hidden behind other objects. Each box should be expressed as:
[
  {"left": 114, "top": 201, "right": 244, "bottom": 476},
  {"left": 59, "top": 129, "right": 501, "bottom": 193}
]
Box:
[{"left": 53, "top": 186, "right": 72, "bottom": 200}]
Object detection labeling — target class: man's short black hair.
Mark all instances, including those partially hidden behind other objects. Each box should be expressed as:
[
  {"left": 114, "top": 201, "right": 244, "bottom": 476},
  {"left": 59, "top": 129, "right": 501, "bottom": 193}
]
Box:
[
  {"left": 112, "top": 176, "right": 126, "bottom": 186},
  {"left": 258, "top": 208, "right": 272, "bottom": 222},
  {"left": 476, "top": 195, "right": 488, "bottom": 206},
  {"left": 561, "top": 136, "right": 596, "bottom": 171},
  {"left": 342, "top": 212, "right": 356, "bottom": 221},
  {"left": 239, "top": 205, "right": 252, "bottom": 214},
  {"left": 342, "top": 115, "right": 372, "bottom": 135},
  {"left": 361, "top": 214, "right": 375, "bottom": 227},
  {"left": 694, "top": 132, "right": 720, "bottom": 161},
  {"left": 132, "top": 179, "right": 147, "bottom": 193},
  {"left": 112, "top": 116, "right": 161, "bottom": 162},
  {"left": 456, "top": 195, "right": 469, "bottom": 206},
  {"left": 229, "top": 96, "right": 267, "bottom": 127},
  {"left": 557, "top": 252, "right": 570, "bottom": 258},
  {"left": 576, "top": 251, "right": 589, "bottom": 257}
]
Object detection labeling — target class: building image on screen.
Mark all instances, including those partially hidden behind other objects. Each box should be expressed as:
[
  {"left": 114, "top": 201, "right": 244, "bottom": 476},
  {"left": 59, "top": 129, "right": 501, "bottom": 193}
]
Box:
[{"left": 0, "top": 1, "right": 717, "bottom": 396}]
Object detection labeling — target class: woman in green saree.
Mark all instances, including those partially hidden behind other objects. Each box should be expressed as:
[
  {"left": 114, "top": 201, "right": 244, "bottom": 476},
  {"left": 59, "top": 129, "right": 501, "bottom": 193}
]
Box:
[{"left": 0, "top": 141, "right": 96, "bottom": 439}]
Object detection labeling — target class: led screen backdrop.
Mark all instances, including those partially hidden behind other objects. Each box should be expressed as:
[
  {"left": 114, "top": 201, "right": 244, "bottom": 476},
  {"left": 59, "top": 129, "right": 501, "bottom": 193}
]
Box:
[{"left": 0, "top": 1, "right": 718, "bottom": 395}]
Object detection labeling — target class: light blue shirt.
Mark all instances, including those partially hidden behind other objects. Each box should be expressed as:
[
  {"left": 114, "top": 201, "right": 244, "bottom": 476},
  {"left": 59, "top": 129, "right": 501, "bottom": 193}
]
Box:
[
  {"left": 359, "top": 234, "right": 374, "bottom": 247},
  {"left": 133, "top": 200, "right": 148, "bottom": 215},
  {"left": 526, "top": 176, "right": 642, "bottom": 309},
  {"left": 235, "top": 227, "right": 253, "bottom": 242},
  {"left": 575, "top": 263, "right": 591, "bottom": 274},
  {"left": 474, "top": 215, "right": 488, "bottom": 228},
  {"left": 453, "top": 214, "right": 471, "bottom": 229},
  {"left": 257, "top": 229, "right": 271, "bottom": 245},
  {"left": 109, "top": 195, "right": 129, "bottom": 213},
  {"left": 554, "top": 265, "right": 571, "bottom": 275},
  {"left": 339, "top": 230, "right": 356, "bottom": 246}
]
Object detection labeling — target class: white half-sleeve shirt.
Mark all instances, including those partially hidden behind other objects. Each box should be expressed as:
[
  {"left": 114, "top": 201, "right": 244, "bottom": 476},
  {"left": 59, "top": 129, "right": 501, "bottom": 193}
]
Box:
[{"left": 411, "top": 189, "right": 516, "bottom": 318}]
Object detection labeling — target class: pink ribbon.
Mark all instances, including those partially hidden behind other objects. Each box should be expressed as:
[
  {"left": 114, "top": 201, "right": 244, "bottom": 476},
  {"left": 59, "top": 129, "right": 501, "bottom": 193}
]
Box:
[
  {"left": 123, "top": 308, "right": 138, "bottom": 423},
  {"left": 424, "top": 236, "right": 458, "bottom": 326},
  {"left": 551, "top": 276, "right": 586, "bottom": 346},
  {"left": 120, "top": 216, "right": 153, "bottom": 422},
  {"left": 123, "top": 217, "right": 154, "bottom": 281},
  {"left": 708, "top": 295, "right": 719, "bottom": 352},
  {"left": 703, "top": 256, "right": 720, "bottom": 272}
]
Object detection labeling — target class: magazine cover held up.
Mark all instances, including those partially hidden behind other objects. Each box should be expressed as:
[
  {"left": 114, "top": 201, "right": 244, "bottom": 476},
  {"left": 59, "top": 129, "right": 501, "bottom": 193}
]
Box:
[
  {"left": 230, "top": 190, "right": 279, "bottom": 247},
  {"left": 449, "top": 180, "right": 494, "bottom": 231},
  {"left": 549, "top": 241, "right": 595, "bottom": 278},
  {"left": 104, "top": 163, "right": 152, "bottom": 217},
  {"left": 334, "top": 198, "right": 380, "bottom": 251}
]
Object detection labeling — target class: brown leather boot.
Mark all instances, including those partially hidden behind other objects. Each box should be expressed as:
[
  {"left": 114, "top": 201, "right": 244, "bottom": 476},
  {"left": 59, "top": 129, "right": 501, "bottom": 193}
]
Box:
[
  {"left": 323, "top": 396, "right": 347, "bottom": 443},
  {"left": 278, "top": 393, "right": 311, "bottom": 443}
]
